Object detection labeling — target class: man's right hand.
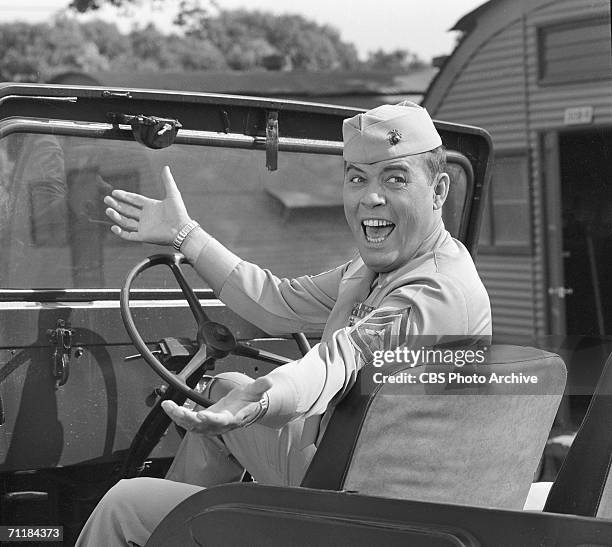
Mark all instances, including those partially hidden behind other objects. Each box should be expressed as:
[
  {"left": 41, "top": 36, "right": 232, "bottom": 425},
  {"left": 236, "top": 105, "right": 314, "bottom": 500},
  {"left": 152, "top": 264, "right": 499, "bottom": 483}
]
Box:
[
  {"left": 104, "top": 165, "right": 192, "bottom": 245},
  {"left": 161, "top": 376, "right": 273, "bottom": 437}
]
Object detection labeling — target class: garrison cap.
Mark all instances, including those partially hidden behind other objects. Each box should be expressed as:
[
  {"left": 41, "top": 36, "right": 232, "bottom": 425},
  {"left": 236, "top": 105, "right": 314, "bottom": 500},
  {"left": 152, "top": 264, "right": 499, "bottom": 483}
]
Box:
[{"left": 342, "top": 101, "right": 442, "bottom": 164}]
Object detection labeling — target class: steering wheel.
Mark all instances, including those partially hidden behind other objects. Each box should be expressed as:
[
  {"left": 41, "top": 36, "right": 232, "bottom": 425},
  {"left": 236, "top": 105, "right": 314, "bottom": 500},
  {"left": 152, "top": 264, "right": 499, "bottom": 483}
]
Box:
[{"left": 120, "top": 253, "right": 311, "bottom": 408}]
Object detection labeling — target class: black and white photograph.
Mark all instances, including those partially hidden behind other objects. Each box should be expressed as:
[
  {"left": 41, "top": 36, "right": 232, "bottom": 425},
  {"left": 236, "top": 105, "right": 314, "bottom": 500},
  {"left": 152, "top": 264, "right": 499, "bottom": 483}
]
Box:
[{"left": 0, "top": 0, "right": 611, "bottom": 545}]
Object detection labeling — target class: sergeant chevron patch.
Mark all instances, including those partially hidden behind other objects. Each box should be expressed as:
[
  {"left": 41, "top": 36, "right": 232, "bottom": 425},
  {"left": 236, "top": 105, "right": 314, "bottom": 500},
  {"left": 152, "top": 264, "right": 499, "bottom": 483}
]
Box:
[{"left": 347, "top": 306, "right": 412, "bottom": 365}]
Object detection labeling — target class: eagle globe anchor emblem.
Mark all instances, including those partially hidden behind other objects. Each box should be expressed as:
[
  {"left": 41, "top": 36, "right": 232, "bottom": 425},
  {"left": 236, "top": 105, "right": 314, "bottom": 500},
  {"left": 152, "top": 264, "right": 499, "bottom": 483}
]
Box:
[{"left": 387, "top": 129, "right": 402, "bottom": 146}]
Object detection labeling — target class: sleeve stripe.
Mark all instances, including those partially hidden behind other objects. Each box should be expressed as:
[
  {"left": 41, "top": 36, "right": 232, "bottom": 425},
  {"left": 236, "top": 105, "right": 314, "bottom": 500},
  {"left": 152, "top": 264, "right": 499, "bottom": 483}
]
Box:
[{"left": 347, "top": 306, "right": 412, "bottom": 365}]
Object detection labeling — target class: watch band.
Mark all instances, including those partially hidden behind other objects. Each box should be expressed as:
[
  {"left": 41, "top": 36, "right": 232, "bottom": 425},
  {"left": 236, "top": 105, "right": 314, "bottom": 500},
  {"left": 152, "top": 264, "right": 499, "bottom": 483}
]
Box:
[
  {"left": 172, "top": 220, "right": 200, "bottom": 251},
  {"left": 244, "top": 393, "right": 270, "bottom": 427}
]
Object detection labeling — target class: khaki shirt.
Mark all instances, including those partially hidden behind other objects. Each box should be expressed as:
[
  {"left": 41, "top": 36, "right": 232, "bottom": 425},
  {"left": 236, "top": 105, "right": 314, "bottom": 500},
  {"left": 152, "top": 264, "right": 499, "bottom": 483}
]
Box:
[{"left": 186, "top": 221, "right": 491, "bottom": 429}]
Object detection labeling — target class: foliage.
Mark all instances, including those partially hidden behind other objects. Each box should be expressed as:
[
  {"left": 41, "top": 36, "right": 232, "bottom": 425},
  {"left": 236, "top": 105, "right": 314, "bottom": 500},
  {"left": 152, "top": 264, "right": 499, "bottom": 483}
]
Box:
[
  {"left": 69, "top": 0, "right": 140, "bottom": 12},
  {"left": 0, "top": 20, "right": 111, "bottom": 82},
  {"left": 181, "top": 9, "right": 359, "bottom": 70},
  {"left": 0, "top": 3, "right": 425, "bottom": 82},
  {"left": 0, "top": 16, "right": 227, "bottom": 81},
  {"left": 365, "top": 49, "right": 427, "bottom": 71}
]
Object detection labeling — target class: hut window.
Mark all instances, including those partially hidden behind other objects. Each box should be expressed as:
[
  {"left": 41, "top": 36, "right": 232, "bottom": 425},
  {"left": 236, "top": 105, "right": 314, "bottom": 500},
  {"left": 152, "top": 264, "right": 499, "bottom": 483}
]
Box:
[
  {"left": 479, "top": 153, "right": 531, "bottom": 251},
  {"left": 538, "top": 17, "right": 612, "bottom": 85}
]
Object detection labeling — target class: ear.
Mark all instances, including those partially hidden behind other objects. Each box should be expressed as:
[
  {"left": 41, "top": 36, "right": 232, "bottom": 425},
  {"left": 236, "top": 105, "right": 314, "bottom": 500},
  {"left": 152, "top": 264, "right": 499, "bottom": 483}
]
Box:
[{"left": 432, "top": 172, "right": 450, "bottom": 210}]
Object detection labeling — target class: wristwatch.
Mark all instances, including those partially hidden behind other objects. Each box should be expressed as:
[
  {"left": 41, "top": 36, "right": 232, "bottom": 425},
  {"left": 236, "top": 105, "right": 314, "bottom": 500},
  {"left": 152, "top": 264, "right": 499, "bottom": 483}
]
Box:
[
  {"left": 172, "top": 220, "right": 200, "bottom": 251},
  {"left": 244, "top": 393, "right": 270, "bottom": 427}
]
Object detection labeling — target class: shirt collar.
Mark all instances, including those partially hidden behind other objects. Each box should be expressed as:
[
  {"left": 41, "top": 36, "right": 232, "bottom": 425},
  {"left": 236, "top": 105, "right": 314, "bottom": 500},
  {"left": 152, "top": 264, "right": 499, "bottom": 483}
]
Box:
[{"left": 375, "top": 220, "right": 448, "bottom": 287}]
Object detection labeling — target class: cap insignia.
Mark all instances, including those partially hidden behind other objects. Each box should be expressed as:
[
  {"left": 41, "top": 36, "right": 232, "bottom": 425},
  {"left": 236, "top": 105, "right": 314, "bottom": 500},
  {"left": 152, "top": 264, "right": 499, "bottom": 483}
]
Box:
[{"left": 387, "top": 129, "right": 402, "bottom": 146}]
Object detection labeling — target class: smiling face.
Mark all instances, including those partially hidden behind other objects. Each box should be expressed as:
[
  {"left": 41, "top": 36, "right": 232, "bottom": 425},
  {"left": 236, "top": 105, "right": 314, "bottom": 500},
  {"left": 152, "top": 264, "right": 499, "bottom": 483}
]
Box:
[{"left": 343, "top": 154, "right": 449, "bottom": 273}]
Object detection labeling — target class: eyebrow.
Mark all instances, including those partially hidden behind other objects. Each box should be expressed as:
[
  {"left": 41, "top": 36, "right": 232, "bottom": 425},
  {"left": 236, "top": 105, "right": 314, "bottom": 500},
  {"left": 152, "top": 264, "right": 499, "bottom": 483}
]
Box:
[
  {"left": 381, "top": 163, "right": 410, "bottom": 173},
  {"left": 345, "top": 163, "right": 366, "bottom": 173},
  {"left": 345, "top": 162, "right": 414, "bottom": 175}
]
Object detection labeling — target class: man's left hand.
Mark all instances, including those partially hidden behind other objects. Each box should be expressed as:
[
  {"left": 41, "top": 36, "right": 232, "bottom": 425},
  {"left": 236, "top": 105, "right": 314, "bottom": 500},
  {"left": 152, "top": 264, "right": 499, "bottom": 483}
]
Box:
[{"left": 161, "top": 376, "right": 272, "bottom": 437}]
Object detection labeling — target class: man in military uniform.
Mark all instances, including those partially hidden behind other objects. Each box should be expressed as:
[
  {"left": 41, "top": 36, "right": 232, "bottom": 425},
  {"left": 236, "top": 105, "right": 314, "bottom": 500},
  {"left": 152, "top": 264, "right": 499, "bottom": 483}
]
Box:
[{"left": 76, "top": 102, "right": 491, "bottom": 546}]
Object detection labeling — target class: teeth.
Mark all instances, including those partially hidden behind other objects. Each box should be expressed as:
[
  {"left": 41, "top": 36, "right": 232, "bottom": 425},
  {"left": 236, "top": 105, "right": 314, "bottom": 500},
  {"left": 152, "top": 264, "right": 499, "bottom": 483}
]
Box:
[
  {"left": 362, "top": 219, "right": 393, "bottom": 227},
  {"left": 361, "top": 218, "right": 395, "bottom": 244}
]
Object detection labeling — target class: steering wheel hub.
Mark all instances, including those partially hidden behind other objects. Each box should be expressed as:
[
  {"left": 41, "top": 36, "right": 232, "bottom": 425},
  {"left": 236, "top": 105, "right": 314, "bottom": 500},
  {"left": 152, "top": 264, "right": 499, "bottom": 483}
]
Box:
[{"left": 200, "top": 321, "right": 236, "bottom": 356}]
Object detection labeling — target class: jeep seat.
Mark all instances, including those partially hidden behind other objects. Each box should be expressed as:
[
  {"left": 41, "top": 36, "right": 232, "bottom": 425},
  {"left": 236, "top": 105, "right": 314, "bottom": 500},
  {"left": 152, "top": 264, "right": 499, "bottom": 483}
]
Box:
[
  {"left": 146, "top": 345, "right": 566, "bottom": 546},
  {"left": 301, "top": 344, "right": 566, "bottom": 510}
]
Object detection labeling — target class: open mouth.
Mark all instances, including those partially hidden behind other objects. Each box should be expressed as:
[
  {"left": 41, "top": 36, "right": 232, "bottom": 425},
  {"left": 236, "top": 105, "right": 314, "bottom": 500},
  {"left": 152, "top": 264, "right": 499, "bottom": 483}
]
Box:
[{"left": 361, "top": 219, "right": 396, "bottom": 244}]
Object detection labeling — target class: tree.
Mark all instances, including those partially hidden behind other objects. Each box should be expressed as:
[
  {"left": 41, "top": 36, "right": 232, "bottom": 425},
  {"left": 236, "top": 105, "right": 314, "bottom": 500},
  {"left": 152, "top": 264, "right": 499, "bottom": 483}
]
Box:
[
  {"left": 67, "top": 0, "right": 429, "bottom": 72},
  {"left": 80, "top": 19, "right": 131, "bottom": 60},
  {"left": 0, "top": 20, "right": 110, "bottom": 82},
  {"left": 69, "top": 0, "right": 148, "bottom": 12},
  {"left": 125, "top": 24, "right": 227, "bottom": 71},
  {"left": 66, "top": 1, "right": 361, "bottom": 71},
  {"left": 0, "top": 23, "right": 48, "bottom": 81},
  {"left": 69, "top": 0, "right": 217, "bottom": 21},
  {"left": 0, "top": 4, "right": 427, "bottom": 82},
  {"left": 365, "top": 49, "right": 426, "bottom": 71},
  {"left": 0, "top": 17, "right": 226, "bottom": 81},
  {"left": 186, "top": 10, "right": 359, "bottom": 71}
]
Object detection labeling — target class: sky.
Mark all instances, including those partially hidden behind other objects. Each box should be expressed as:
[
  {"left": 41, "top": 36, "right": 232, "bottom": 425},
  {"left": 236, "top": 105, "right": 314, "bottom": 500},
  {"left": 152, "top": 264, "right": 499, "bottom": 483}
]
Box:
[{"left": 0, "top": 0, "right": 486, "bottom": 62}]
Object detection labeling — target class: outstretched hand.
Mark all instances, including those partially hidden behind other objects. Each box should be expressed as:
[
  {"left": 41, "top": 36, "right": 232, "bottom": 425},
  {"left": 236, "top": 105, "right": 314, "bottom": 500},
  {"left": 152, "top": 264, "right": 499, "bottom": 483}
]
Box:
[
  {"left": 104, "top": 166, "right": 191, "bottom": 245},
  {"left": 161, "top": 376, "right": 273, "bottom": 437}
]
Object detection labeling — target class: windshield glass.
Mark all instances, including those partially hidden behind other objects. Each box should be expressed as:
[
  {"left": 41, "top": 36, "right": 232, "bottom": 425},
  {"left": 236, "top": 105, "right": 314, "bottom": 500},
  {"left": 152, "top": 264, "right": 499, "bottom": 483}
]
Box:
[
  {"left": 0, "top": 131, "right": 470, "bottom": 291},
  {"left": 0, "top": 132, "right": 353, "bottom": 289}
]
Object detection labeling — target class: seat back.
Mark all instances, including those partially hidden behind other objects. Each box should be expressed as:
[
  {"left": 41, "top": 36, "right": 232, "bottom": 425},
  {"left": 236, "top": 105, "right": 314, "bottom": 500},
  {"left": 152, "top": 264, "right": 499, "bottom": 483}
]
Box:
[
  {"left": 544, "top": 351, "right": 612, "bottom": 517},
  {"left": 441, "top": 157, "right": 470, "bottom": 240},
  {"left": 302, "top": 345, "right": 566, "bottom": 510}
]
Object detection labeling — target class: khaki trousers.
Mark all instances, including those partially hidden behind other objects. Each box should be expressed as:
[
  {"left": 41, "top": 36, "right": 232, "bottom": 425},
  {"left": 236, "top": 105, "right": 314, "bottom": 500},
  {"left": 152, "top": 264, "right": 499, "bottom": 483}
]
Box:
[{"left": 76, "top": 372, "right": 319, "bottom": 547}]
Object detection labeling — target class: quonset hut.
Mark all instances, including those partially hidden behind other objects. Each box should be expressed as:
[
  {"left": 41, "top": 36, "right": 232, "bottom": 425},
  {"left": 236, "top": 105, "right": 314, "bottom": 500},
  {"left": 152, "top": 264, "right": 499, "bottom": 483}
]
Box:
[{"left": 423, "top": 0, "right": 612, "bottom": 419}]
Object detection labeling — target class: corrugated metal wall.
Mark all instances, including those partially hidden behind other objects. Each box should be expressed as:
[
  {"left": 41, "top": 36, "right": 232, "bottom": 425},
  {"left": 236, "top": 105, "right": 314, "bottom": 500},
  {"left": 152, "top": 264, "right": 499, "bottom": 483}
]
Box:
[
  {"left": 431, "top": 11, "right": 535, "bottom": 338},
  {"left": 434, "top": 22, "right": 529, "bottom": 149},
  {"left": 527, "top": 1, "right": 612, "bottom": 129},
  {"left": 477, "top": 254, "right": 536, "bottom": 339},
  {"left": 526, "top": 0, "right": 612, "bottom": 338},
  {"left": 426, "top": 0, "right": 611, "bottom": 340}
]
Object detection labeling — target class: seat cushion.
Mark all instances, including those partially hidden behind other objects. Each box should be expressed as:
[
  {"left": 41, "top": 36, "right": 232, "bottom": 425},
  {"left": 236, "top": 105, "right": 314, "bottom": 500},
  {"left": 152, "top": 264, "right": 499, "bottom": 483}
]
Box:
[{"left": 311, "top": 345, "right": 566, "bottom": 510}]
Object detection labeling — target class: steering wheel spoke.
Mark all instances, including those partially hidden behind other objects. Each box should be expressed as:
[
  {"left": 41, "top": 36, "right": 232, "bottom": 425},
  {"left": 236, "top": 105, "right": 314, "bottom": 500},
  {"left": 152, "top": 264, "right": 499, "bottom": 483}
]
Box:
[
  {"left": 233, "top": 342, "right": 294, "bottom": 366},
  {"left": 167, "top": 258, "right": 208, "bottom": 326},
  {"left": 176, "top": 345, "right": 210, "bottom": 383}
]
